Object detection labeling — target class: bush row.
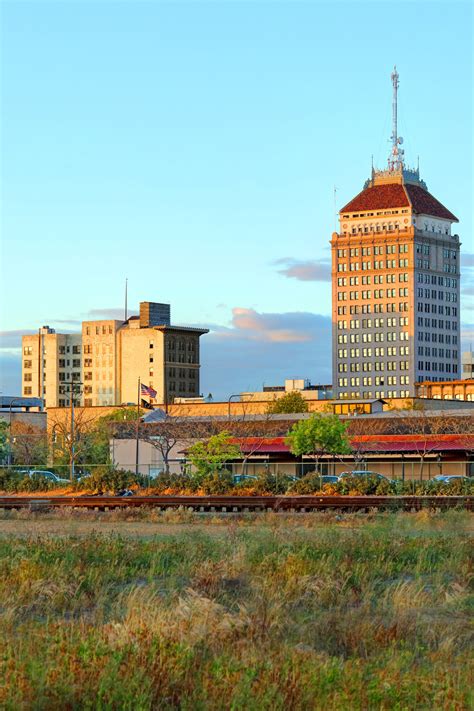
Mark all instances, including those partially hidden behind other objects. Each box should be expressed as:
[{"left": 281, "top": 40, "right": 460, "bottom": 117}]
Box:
[{"left": 0, "top": 467, "right": 473, "bottom": 496}]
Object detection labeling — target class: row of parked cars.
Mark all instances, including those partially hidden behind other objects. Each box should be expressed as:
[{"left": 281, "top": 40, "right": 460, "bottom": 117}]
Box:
[
  {"left": 12, "top": 469, "right": 470, "bottom": 487},
  {"left": 234, "top": 470, "right": 470, "bottom": 485}
]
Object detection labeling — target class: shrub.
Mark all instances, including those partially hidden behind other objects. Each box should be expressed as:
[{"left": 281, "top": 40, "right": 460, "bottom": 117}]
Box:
[
  {"left": 77, "top": 467, "right": 146, "bottom": 494},
  {"left": 288, "top": 473, "right": 325, "bottom": 494},
  {"left": 200, "top": 470, "right": 234, "bottom": 495}
]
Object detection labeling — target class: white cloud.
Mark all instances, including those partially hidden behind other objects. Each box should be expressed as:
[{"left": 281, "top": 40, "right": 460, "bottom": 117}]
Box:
[{"left": 274, "top": 257, "right": 331, "bottom": 282}]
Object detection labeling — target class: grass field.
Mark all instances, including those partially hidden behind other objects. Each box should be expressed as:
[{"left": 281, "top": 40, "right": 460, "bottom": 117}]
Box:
[{"left": 0, "top": 510, "right": 472, "bottom": 710}]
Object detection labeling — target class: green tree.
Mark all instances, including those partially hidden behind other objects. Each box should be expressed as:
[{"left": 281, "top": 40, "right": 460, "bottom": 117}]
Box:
[
  {"left": 50, "top": 407, "right": 144, "bottom": 474},
  {"left": 285, "top": 414, "right": 351, "bottom": 474},
  {"left": 188, "top": 431, "right": 241, "bottom": 478},
  {"left": 266, "top": 391, "right": 309, "bottom": 414}
]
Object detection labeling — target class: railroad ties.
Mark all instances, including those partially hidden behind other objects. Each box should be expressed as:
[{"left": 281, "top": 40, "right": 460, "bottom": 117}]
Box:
[{"left": 0, "top": 495, "right": 472, "bottom": 513}]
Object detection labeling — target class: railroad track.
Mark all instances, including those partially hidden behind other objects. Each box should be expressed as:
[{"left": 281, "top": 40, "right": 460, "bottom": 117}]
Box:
[{"left": 0, "top": 495, "right": 472, "bottom": 512}]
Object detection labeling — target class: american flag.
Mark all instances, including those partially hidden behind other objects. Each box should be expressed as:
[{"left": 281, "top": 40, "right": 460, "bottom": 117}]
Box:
[{"left": 141, "top": 383, "right": 157, "bottom": 399}]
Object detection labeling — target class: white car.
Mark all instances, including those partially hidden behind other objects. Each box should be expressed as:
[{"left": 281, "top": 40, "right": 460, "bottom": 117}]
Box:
[{"left": 18, "top": 470, "right": 70, "bottom": 484}]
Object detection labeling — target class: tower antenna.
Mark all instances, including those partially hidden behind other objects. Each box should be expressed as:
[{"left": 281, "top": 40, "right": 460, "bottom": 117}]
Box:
[
  {"left": 124, "top": 278, "right": 128, "bottom": 321},
  {"left": 333, "top": 185, "right": 337, "bottom": 232},
  {"left": 388, "top": 66, "right": 404, "bottom": 171}
]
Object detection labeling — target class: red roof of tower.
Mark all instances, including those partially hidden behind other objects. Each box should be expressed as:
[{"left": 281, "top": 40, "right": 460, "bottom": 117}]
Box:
[
  {"left": 341, "top": 183, "right": 409, "bottom": 213},
  {"left": 404, "top": 183, "right": 458, "bottom": 222},
  {"left": 340, "top": 181, "right": 458, "bottom": 222}
]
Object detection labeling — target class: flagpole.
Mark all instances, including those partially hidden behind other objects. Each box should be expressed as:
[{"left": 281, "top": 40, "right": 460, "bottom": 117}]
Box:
[{"left": 135, "top": 377, "right": 140, "bottom": 477}]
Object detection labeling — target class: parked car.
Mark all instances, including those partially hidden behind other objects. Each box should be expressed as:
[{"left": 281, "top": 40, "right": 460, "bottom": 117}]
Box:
[
  {"left": 432, "top": 475, "right": 469, "bottom": 484},
  {"left": 338, "top": 470, "right": 390, "bottom": 482},
  {"left": 319, "top": 475, "right": 340, "bottom": 484},
  {"left": 17, "top": 470, "right": 70, "bottom": 484},
  {"left": 233, "top": 474, "right": 257, "bottom": 485}
]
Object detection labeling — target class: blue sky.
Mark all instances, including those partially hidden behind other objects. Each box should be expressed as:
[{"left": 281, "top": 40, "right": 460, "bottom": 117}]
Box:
[{"left": 1, "top": 0, "right": 472, "bottom": 398}]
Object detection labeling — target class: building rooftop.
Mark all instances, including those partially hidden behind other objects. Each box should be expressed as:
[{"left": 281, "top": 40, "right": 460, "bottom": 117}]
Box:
[{"left": 341, "top": 180, "right": 458, "bottom": 222}]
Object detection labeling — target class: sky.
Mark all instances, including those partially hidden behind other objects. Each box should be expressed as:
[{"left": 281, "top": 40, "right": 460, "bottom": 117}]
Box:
[{"left": 1, "top": 0, "right": 473, "bottom": 399}]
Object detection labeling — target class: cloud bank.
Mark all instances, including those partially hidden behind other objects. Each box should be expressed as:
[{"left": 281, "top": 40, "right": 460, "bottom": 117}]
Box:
[{"left": 275, "top": 257, "right": 331, "bottom": 282}]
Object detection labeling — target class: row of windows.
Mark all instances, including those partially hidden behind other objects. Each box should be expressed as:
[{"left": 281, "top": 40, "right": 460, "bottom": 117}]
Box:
[
  {"left": 443, "top": 248, "right": 457, "bottom": 259},
  {"left": 166, "top": 338, "right": 196, "bottom": 351},
  {"left": 338, "top": 346, "right": 409, "bottom": 358},
  {"left": 338, "top": 288, "right": 409, "bottom": 301},
  {"left": 337, "top": 302, "right": 409, "bottom": 315},
  {"left": 417, "top": 274, "right": 458, "bottom": 287},
  {"left": 338, "top": 361, "right": 410, "bottom": 373},
  {"left": 418, "top": 332, "right": 458, "bottom": 344},
  {"left": 168, "top": 381, "right": 198, "bottom": 394},
  {"left": 84, "top": 325, "right": 114, "bottom": 336},
  {"left": 58, "top": 372, "right": 81, "bottom": 382},
  {"left": 337, "top": 245, "right": 409, "bottom": 258},
  {"left": 337, "top": 260, "right": 410, "bottom": 272},
  {"left": 416, "top": 288, "right": 458, "bottom": 301},
  {"left": 417, "top": 347, "right": 457, "bottom": 358},
  {"left": 338, "top": 273, "right": 409, "bottom": 287},
  {"left": 417, "top": 362, "right": 458, "bottom": 373},
  {"left": 58, "top": 359, "right": 81, "bottom": 368},
  {"left": 167, "top": 367, "right": 197, "bottom": 379},
  {"left": 347, "top": 224, "right": 405, "bottom": 235},
  {"left": 338, "top": 390, "right": 412, "bottom": 400},
  {"left": 415, "top": 244, "right": 430, "bottom": 255},
  {"left": 337, "top": 333, "right": 409, "bottom": 344},
  {"left": 417, "top": 317, "right": 458, "bottom": 330},
  {"left": 415, "top": 259, "right": 430, "bottom": 269},
  {"left": 338, "top": 377, "right": 410, "bottom": 387},
  {"left": 23, "top": 344, "right": 81, "bottom": 355},
  {"left": 421, "top": 223, "right": 450, "bottom": 235},
  {"left": 416, "top": 305, "right": 457, "bottom": 317},
  {"left": 340, "top": 317, "right": 409, "bottom": 329}
]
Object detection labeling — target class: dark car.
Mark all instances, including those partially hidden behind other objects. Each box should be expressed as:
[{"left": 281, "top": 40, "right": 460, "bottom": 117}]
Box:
[
  {"left": 320, "top": 475, "right": 340, "bottom": 484},
  {"left": 338, "top": 470, "right": 390, "bottom": 482},
  {"left": 432, "top": 475, "right": 469, "bottom": 484},
  {"left": 233, "top": 474, "right": 257, "bottom": 485}
]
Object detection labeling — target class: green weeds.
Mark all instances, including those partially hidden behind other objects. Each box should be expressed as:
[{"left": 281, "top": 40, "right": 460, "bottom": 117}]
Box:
[{"left": 0, "top": 513, "right": 472, "bottom": 709}]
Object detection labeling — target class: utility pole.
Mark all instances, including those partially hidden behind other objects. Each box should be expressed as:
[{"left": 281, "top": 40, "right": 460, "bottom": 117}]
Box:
[{"left": 70, "top": 383, "right": 75, "bottom": 481}]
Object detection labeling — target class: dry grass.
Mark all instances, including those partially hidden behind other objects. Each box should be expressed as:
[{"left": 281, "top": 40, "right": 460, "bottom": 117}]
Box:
[{"left": 0, "top": 511, "right": 472, "bottom": 709}]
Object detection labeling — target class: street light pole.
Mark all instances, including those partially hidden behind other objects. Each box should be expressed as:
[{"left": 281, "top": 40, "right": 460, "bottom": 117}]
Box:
[
  {"left": 227, "top": 394, "right": 241, "bottom": 420},
  {"left": 135, "top": 377, "right": 141, "bottom": 476},
  {"left": 65, "top": 381, "right": 82, "bottom": 482}
]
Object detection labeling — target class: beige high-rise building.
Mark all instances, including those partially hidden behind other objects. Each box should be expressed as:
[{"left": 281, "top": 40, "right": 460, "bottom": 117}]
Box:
[
  {"left": 331, "top": 69, "right": 460, "bottom": 400},
  {"left": 22, "top": 327, "right": 83, "bottom": 407},
  {"left": 21, "top": 302, "right": 208, "bottom": 408}
]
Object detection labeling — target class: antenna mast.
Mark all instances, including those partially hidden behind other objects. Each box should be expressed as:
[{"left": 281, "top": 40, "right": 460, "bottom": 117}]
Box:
[
  {"left": 124, "top": 278, "right": 128, "bottom": 321},
  {"left": 388, "top": 66, "right": 404, "bottom": 171}
]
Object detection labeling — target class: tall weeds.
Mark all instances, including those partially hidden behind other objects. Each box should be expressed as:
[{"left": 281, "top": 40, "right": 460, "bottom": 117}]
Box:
[{"left": 0, "top": 513, "right": 472, "bottom": 709}]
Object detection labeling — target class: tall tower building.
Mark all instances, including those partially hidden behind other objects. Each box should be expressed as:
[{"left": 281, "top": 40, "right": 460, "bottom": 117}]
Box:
[{"left": 332, "top": 68, "right": 460, "bottom": 401}]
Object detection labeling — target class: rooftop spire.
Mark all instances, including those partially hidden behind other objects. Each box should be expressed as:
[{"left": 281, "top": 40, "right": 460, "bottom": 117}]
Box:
[{"left": 388, "top": 66, "right": 405, "bottom": 171}]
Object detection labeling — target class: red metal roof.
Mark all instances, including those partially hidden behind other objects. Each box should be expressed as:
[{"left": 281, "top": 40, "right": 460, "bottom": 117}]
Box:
[
  {"left": 341, "top": 183, "right": 409, "bottom": 213},
  {"left": 405, "top": 183, "right": 458, "bottom": 222},
  {"left": 232, "top": 434, "right": 474, "bottom": 455},
  {"left": 340, "top": 182, "right": 458, "bottom": 222}
]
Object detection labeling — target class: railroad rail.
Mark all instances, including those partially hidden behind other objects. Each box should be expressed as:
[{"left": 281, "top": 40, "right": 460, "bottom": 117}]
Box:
[{"left": 0, "top": 495, "right": 472, "bottom": 512}]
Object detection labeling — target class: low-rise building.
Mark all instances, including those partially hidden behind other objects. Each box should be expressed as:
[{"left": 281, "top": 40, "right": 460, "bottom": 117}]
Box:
[
  {"left": 415, "top": 378, "right": 474, "bottom": 401},
  {"left": 241, "top": 379, "right": 333, "bottom": 403}
]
